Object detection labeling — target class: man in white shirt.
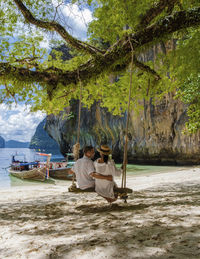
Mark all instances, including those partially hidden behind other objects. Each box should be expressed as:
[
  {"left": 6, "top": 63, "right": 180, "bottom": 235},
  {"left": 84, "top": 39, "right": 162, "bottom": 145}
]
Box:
[{"left": 69, "top": 146, "right": 112, "bottom": 190}]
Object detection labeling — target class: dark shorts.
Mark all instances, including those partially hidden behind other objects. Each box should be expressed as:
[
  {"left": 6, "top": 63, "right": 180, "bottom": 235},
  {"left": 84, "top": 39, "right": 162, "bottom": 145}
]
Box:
[{"left": 81, "top": 187, "right": 95, "bottom": 192}]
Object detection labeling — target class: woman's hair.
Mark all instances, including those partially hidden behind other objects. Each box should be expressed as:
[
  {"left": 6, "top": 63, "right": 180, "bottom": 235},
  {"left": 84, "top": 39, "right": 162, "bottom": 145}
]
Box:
[
  {"left": 83, "top": 145, "right": 94, "bottom": 154},
  {"left": 102, "top": 154, "right": 109, "bottom": 163}
]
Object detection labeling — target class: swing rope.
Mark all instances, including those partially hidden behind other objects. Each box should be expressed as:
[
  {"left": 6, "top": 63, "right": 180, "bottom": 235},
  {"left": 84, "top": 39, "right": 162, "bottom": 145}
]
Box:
[
  {"left": 77, "top": 69, "right": 82, "bottom": 147},
  {"left": 69, "top": 40, "right": 134, "bottom": 201},
  {"left": 120, "top": 36, "right": 134, "bottom": 202},
  {"left": 71, "top": 69, "right": 82, "bottom": 186}
]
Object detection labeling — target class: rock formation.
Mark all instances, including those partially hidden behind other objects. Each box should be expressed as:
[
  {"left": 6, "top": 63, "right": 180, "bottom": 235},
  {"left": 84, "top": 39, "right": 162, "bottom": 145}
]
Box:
[
  {"left": 44, "top": 97, "right": 200, "bottom": 165},
  {"left": 0, "top": 136, "right": 5, "bottom": 148},
  {"left": 29, "top": 118, "right": 60, "bottom": 150},
  {"left": 40, "top": 41, "right": 200, "bottom": 165}
]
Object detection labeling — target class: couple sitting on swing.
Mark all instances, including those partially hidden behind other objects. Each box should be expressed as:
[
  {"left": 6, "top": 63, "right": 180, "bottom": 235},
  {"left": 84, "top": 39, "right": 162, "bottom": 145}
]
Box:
[{"left": 69, "top": 145, "right": 122, "bottom": 203}]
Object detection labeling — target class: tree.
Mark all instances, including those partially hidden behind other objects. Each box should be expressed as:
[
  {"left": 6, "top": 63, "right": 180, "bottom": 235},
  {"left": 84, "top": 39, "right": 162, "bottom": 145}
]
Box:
[{"left": 0, "top": 0, "right": 200, "bottom": 130}]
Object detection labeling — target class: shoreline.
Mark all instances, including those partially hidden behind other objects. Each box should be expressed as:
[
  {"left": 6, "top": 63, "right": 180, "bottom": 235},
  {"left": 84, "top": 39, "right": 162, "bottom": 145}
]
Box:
[
  {"left": 0, "top": 163, "right": 192, "bottom": 190},
  {"left": 0, "top": 167, "right": 200, "bottom": 258}
]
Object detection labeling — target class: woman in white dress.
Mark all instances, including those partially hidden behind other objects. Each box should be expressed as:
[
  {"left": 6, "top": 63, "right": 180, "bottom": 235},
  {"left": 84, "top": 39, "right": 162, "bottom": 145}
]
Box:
[{"left": 94, "top": 145, "right": 122, "bottom": 203}]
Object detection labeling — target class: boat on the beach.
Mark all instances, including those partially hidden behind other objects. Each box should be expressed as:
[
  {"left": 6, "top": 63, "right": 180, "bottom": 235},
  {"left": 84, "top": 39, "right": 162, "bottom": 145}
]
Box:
[
  {"left": 48, "top": 161, "right": 75, "bottom": 180},
  {"left": 8, "top": 162, "right": 47, "bottom": 181},
  {"left": 8, "top": 153, "right": 51, "bottom": 181},
  {"left": 49, "top": 167, "right": 73, "bottom": 180},
  {"left": 8, "top": 153, "right": 75, "bottom": 181}
]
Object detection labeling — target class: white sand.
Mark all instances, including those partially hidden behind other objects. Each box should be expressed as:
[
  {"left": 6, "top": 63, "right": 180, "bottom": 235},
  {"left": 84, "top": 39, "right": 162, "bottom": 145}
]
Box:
[{"left": 0, "top": 167, "right": 200, "bottom": 259}]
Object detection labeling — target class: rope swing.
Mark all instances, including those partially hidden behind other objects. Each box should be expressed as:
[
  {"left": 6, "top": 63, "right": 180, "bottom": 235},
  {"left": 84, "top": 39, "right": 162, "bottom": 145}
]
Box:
[
  {"left": 69, "top": 41, "right": 134, "bottom": 202},
  {"left": 73, "top": 69, "right": 82, "bottom": 160},
  {"left": 120, "top": 36, "right": 134, "bottom": 203},
  {"left": 71, "top": 69, "right": 82, "bottom": 188}
]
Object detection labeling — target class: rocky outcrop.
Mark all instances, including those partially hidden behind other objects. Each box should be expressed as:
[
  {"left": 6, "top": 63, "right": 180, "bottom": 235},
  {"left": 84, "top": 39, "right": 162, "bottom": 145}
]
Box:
[
  {"left": 0, "top": 136, "right": 5, "bottom": 148},
  {"left": 45, "top": 102, "right": 126, "bottom": 160},
  {"left": 44, "top": 97, "right": 200, "bottom": 165},
  {"left": 43, "top": 40, "right": 200, "bottom": 165},
  {"left": 128, "top": 95, "right": 200, "bottom": 165},
  {"left": 29, "top": 118, "right": 60, "bottom": 150}
]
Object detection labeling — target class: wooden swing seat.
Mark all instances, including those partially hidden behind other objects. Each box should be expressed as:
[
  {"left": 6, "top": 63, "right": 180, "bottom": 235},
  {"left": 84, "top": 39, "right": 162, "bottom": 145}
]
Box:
[{"left": 68, "top": 184, "right": 133, "bottom": 194}]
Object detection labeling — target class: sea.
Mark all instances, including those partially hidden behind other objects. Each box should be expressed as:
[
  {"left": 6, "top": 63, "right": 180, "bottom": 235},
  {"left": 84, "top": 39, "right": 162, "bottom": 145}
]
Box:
[
  {"left": 0, "top": 148, "right": 187, "bottom": 189},
  {"left": 0, "top": 148, "right": 65, "bottom": 189}
]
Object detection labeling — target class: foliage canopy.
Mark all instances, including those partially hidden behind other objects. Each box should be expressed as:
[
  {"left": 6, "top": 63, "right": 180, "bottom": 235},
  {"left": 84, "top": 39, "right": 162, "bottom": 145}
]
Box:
[{"left": 0, "top": 0, "right": 200, "bottom": 131}]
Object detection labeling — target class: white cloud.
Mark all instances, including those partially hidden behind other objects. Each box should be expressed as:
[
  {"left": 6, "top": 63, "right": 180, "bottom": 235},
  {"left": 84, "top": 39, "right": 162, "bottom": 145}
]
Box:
[
  {"left": 10, "top": 2, "right": 93, "bottom": 51},
  {"left": 40, "top": 41, "right": 49, "bottom": 49},
  {"left": 0, "top": 104, "right": 45, "bottom": 142},
  {"left": 52, "top": 1, "right": 93, "bottom": 40},
  {"left": 0, "top": 3, "right": 93, "bottom": 144}
]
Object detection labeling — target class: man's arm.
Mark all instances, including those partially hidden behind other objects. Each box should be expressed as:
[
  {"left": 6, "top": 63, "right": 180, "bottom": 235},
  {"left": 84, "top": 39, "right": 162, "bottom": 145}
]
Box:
[
  {"left": 68, "top": 168, "right": 75, "bottom": 175},
  {"left": 90, "top": 172, "right": 113, "bottom": 181}
]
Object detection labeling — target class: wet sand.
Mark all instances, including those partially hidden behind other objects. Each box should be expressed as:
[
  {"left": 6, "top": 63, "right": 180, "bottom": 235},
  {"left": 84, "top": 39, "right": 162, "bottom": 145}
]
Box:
[{"left": 0, "top": 167, "right": 200, "bottom": 259}]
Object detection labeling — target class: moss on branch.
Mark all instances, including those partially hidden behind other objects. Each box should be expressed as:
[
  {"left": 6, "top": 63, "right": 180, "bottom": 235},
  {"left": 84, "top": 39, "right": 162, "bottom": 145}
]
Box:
[{"left": 1, "top": 6, "right": 200, "bottom": 98}]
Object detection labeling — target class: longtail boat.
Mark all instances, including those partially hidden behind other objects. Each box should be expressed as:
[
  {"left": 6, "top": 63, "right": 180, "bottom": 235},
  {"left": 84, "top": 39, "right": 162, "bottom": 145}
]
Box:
[
  {"left": 8, "top": 153, "right": 52, "bottom": 181},
  {"left": 8, "top": 162, "right": 47, "bottom": 181},
  {"left": 49, "top": 161, "right": 75, "bottom": 180}
]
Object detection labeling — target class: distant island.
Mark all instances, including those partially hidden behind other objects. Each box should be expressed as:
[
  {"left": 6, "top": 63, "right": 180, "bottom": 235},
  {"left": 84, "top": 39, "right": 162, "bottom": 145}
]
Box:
[
  {"left": 0, "top": 136, "right": 29, "bottom": 148},
  {"left": 0, "top": 136, "right": 5, "bottom": 148},
  {"left": 5, "top": 140, "right": 30, "bottom": 148},
  {"left": 0, "top": 118, "right": 60, "bottom": 150}
]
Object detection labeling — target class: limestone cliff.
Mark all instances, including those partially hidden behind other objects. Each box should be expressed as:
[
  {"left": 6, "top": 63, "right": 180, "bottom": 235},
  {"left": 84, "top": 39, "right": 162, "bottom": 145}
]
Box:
[
  {"left": 29, "top": 118, "right": 60, "bottom": 150},
  {"left": 43, "top": 41, "right": 200, "bottom": 165},
  {"left": 44, "top": 97, "right": 200, "bottom": 165},
  {"left": 0, "top": 136, "right": 5, "bottom": 148}
]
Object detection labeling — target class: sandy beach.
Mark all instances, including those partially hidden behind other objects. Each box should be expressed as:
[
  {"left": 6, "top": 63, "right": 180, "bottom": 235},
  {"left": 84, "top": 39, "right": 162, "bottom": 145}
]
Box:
[{"left": 0, "top": 167, "right": 200, "bottom": 259}]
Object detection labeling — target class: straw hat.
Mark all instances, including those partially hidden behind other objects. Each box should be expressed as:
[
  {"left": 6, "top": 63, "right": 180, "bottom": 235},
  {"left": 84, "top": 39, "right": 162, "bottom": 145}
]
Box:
[{"left": 97, "top": 145, "right": 112, "bottom": 155}]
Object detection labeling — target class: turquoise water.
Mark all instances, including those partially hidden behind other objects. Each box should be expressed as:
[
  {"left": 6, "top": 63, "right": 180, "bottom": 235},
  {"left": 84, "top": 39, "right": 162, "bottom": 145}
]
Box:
[
  {"left": 0, "top": 148, "right": 65, "bottom": 189},
  {"left": 0, "top": 148, "right": 186, "bottom": 189},
  {"left": 125, "top": 163, "right": 185, "bottom": 176}
]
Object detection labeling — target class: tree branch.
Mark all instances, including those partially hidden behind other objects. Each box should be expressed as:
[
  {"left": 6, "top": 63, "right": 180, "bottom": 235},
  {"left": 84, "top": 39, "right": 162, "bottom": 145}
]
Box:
[
  {"left": 13, "top": 0, "right": 104, "bottom": 56},
  {"left": 0, "top": 62, "right": 59, "bottom": 86},
  {"left": 1, "top": 7, "right": 200, "bottom": 94},
  {"left": 58, "top": 7, "right": 200, "bottom": 85},
  {"left": 137, "top": 0, "right": 179, "bottom": 30},
  {"left": 133, "top": 55, "right": 161, "bottom": 80}
]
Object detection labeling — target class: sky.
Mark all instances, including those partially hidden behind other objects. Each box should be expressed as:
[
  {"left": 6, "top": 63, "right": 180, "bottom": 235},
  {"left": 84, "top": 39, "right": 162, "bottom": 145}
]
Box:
[
  {"left": 1, "top": 1, "right": 93, "bottom": 142},
  {"left": 40, "top": 1, "right": 93, "bottom": 47},
  {"left": 0, "top": 104, "right": 45, "bottom": 142}
]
